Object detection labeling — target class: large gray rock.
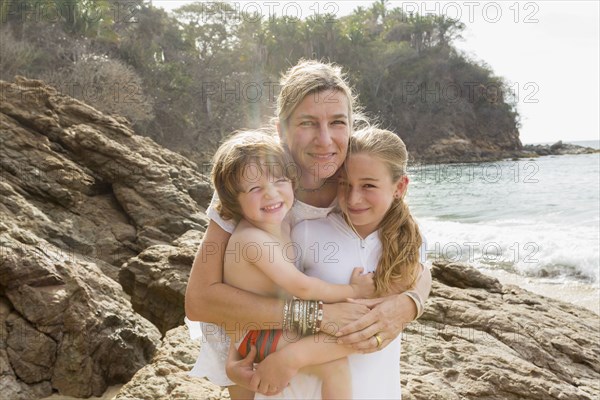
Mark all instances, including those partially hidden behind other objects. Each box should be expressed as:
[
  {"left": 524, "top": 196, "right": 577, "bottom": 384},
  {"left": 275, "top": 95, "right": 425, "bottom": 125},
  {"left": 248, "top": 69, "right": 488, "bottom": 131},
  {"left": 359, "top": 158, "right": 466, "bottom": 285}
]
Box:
[
  {"left": 0, "top": 226, "right": 162, "bottom": 398},
  {"left": 400, "top": 262, "right": 598, "bottom": 399},
  {"left": 119, "top": 230, "right": 203, "bottom": 335},
  {"left": 1, "top": 77, "right": 211, "bottom": 251},
  {"left": 0, "top": 77, "right": 213, "bottom": 398}
]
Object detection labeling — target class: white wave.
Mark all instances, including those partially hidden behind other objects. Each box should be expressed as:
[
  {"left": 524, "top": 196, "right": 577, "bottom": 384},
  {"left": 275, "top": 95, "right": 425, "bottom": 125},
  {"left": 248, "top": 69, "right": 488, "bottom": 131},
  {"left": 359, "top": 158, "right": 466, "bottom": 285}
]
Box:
[{"left": 420, "top": 217, "right": 600, "bottom": 284}]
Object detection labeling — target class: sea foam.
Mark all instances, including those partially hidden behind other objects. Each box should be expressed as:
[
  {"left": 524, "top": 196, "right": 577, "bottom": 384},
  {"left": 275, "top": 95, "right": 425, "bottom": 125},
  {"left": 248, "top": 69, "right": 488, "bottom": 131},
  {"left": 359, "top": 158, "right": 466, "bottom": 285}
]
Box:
[{"left": 420, "top": 216, "right": 599, "bottom": 285}]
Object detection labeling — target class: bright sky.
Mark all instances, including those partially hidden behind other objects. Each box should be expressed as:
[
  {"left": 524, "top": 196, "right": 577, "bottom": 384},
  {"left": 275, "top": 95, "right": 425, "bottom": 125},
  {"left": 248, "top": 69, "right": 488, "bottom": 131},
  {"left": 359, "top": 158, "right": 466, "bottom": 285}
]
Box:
[{"left": 153, "top": 1, "right": 600, "bottom": 144}]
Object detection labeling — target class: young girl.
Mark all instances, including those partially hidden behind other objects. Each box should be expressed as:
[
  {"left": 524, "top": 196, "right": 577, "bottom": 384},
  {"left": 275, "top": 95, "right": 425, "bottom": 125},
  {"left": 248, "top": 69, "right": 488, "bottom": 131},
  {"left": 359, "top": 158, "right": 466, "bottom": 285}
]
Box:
[
  {"left": 248, "top": 126, "right": 424, "bottom": 399},
  {"left": 198, "top": 130, "right": 376, "bottom": 399}
]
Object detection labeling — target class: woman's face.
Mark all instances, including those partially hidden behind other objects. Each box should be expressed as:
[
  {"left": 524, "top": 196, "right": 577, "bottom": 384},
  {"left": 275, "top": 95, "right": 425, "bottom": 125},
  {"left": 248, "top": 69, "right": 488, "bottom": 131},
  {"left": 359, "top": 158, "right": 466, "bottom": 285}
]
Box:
[{"left": 280, "top": 90, "right": 350, "bottom": 187}]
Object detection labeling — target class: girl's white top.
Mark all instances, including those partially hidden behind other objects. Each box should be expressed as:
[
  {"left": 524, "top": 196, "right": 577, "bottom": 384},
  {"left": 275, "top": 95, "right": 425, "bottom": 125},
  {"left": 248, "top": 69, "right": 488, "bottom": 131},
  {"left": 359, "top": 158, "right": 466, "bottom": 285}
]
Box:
[{"left": 255, "top": 212, "right": 402, "bottom": 399}]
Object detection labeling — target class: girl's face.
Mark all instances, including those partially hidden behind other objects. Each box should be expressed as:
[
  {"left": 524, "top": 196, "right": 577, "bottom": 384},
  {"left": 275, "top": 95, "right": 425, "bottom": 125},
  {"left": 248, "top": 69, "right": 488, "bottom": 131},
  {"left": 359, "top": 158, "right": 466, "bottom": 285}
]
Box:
[
  {"left": 236, "top": 163, "right": 294, "bottom": 228},
  {"left": 279, "top": 90, "right": 350, "bottom": 186},
  {"left": 338, "top": 153, "right": 408, "bottom": 238}
]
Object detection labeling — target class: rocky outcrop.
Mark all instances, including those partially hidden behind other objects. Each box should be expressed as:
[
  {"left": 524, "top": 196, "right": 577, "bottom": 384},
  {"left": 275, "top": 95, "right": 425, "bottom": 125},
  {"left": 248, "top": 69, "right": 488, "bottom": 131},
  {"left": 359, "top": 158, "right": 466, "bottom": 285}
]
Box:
[
  {"left": 408, "top": 115, "right": 523, "bottom": 164},
  {"left": 401, "top": 261, "right": 599, "bottom": 399},
  {"left": 114, "top": 325, "right": 226, "bottom": 400},
  {"left": 523, "top": 141, "right": 599, "bottom": 157},
  {"left": 119, "top": 230, "right": 204, "bottom": 335},
  {"left": 0, "top": 77, "right": 212, "bottom": 250},
  {"left": 117, "top": 262, "right": 599, "bottom": 400},
  {"left": 385, "top": 71, "right": 524, "bottom": 164},
  {"left": 0, "top": 77, "right": 212, "bottom": 398},
  {"left": 1, "top": 226, "right": 161, "bottom": 399}
]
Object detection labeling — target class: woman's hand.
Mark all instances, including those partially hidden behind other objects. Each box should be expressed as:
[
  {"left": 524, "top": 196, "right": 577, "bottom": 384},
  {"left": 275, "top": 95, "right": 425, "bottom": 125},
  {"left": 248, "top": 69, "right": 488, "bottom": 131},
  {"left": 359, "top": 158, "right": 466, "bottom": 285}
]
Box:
[
  {"left": 335, "top": 294, "right": 417, "bottom": 353},
  {"left": 225, "top": 343, "right": 258, "bottom": 391}
]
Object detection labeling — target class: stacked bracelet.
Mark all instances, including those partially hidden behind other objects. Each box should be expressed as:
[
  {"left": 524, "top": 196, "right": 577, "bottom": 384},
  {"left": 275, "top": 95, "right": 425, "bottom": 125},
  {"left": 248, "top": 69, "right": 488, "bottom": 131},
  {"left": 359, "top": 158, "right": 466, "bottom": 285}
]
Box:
[
  {"left": 282, "top": 299, "right": 290, "bottom": 330},
  {"left": 282, "top": 298, "right": 324, "bottom": 336},
  {"left": 315, "top": 301, "right": 324, "bottom": 333}
]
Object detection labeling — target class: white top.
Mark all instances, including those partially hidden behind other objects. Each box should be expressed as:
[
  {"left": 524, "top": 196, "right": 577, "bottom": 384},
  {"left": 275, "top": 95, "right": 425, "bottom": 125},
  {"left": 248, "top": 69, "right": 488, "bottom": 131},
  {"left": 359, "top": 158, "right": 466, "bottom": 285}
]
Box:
[{"left": 256, "top": 213, "right": 402, "bottom": 400}]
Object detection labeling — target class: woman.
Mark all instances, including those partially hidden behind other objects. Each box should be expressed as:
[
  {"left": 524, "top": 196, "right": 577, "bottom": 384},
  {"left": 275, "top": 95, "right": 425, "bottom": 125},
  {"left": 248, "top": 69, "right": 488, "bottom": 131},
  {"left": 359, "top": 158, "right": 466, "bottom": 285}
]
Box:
[{"left": 185, "top": 60, "right": 432, "bottom": 397}]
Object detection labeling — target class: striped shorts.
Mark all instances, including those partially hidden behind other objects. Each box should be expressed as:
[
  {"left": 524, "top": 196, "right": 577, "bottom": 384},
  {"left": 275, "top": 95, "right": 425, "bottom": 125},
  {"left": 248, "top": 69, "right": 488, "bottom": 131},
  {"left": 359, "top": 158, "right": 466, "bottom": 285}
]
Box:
[{"left": 238, "top": 329, "right": 283, "bottom": 363}]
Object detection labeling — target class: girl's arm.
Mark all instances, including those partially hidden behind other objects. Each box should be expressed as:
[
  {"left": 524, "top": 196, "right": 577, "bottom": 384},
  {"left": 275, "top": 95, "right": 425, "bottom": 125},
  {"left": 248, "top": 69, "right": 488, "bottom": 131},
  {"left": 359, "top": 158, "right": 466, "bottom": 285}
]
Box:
[
  {"left": 241, "top": 229, "right": 375, "bottom": 302},
  {"left": 184, "top": 221, "right": 283, "bottom": 330}
]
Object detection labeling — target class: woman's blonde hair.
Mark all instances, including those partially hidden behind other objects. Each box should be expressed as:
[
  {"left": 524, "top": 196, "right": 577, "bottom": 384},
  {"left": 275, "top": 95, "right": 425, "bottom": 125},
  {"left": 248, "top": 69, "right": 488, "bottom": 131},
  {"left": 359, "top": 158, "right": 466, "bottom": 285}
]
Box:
[
  {"left": 277, "top": 59, "right": 365, "bottom": 134},
  {"left": 345, "top": 128, "right": 422, "bottom": 296},
  {"left": 211, "top": 130, "right": 296, "bottom": 221}
]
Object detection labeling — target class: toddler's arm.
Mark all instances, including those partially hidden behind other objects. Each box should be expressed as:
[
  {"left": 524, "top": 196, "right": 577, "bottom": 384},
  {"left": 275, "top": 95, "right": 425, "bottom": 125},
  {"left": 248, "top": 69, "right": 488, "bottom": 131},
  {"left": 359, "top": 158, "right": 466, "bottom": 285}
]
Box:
[
  {"left": 241, "top": 229, "right": 375, "bottom": 302},
  {"left": 250, "top": 333, "right": 355, "bottom": 395}
]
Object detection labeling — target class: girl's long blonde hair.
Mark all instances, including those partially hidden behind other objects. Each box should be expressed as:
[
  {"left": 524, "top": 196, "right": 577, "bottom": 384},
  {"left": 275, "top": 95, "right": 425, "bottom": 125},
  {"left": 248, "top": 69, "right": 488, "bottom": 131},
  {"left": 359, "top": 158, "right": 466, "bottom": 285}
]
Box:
[{"left": 346, "top": 128, "right": 422, "bottom": 296}]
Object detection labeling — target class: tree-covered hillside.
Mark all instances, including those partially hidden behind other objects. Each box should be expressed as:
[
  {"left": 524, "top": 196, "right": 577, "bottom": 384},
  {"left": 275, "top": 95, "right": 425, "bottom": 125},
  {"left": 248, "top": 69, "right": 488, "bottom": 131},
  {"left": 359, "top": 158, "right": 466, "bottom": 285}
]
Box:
[{"left": 1, "top": 0, "right": 522, "bottom": 163}]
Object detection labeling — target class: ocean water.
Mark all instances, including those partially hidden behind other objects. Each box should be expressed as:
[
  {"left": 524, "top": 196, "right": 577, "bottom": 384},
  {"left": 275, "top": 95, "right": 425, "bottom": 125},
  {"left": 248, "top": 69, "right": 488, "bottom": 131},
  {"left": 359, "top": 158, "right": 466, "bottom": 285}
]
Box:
[{"left": 407, "top": 147, "right": 599, "bottom": 314}]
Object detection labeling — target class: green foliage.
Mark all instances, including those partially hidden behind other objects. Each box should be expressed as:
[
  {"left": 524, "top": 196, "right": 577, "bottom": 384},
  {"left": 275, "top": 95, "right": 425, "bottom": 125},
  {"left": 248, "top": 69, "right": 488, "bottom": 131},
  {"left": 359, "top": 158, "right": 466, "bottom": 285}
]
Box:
[
  {"left": 2, "top": 0, "right": 520, "bottom": 163},
  {"left": 0, "top": 0, "right": 121, "bottom": 39}
]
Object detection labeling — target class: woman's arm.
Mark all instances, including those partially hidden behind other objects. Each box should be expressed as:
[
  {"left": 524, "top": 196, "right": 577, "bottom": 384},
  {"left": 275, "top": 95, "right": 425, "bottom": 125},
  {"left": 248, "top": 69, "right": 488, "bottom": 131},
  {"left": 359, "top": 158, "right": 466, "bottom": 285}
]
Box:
[
  {"left": 225, "top": 271, "right": 432, "bottom": 393},
  {"left": 184, "top": 221, "right": 283, "bottom": 330},
  {"left": 335, "top": 263, "right": 432, "bottom": 352},
  {"left": 225, "top": 300, "right": 372, "bottom": 392}
]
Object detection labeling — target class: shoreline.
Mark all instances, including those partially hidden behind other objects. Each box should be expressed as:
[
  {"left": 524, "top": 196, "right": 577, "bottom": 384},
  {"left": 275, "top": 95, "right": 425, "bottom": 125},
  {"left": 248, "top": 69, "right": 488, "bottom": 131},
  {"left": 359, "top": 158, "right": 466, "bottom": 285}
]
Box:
[
  {"left": 480, "top": 268, "right": 600, "bottom": 315},
  {"left": 412, "top": 141, "right": 599, "bottom": 164}
]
